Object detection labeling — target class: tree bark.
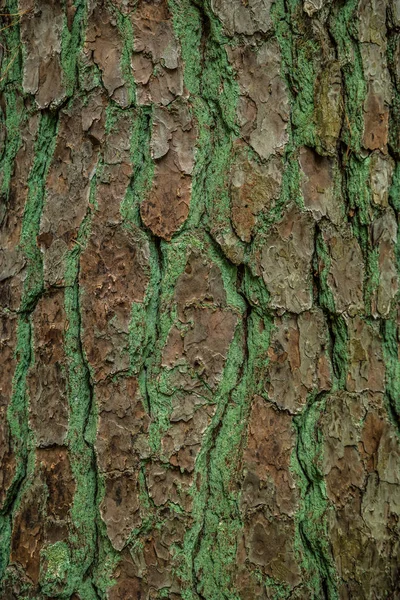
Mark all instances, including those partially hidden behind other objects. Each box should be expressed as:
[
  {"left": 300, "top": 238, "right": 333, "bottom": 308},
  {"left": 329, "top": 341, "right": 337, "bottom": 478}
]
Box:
[{"left": 1, "top": 0, "right": 400, "bottom": 598}]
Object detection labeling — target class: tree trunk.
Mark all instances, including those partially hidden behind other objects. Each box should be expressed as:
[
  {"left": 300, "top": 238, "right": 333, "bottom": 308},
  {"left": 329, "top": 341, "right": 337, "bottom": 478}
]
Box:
[{"left": 1, "top": 0, "right": 400, "bottom": 598}]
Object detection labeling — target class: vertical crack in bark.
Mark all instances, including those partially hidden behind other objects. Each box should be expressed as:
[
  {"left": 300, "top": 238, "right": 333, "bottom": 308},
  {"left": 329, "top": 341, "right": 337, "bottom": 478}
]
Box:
[
  {"left": 0, "top": 109, "right": 59, "bottom": 581},
  {"left": 1, "top": 0, "right": 400, "bottom": 596},
  {"left": 63, "top": 198, "right": 102, "bottom": 596},
  {"left": 293, "top": 392, "right": 337, "bottom": 600},
  {"left": 383, "top": 2, "right": 400, "bottom": 436}
]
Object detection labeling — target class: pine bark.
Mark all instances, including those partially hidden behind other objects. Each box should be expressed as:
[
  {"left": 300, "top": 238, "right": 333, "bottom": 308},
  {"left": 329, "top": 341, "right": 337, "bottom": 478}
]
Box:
[{"left": 1, "top": 0, "right": 400, "bottom": 598}]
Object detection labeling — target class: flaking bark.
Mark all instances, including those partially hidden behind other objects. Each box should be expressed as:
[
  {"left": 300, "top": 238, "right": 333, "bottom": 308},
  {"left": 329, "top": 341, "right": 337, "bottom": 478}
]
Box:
[{"left": 1, "top": 0, "right": 400, "bottom": 598}]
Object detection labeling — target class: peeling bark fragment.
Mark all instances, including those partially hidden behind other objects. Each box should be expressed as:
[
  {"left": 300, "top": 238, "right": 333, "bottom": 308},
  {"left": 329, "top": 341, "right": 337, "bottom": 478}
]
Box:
[
  {"left": 180, "top": 306, "right": 238, "bottom": 387},
  {"left": 266, "top": 309, "right": 331, "bottom": 413},
  {"left": 0, "top": 112, "right": 39, "bottom": 310},
  {"left": 174, "top": 250, "right": 227, "bottom": 311},
  {"left": 230, "top": 144, "right": 283, "bottom": 242},
  {"left": 321, "top": 392, "right": 400, "bottom": 597},
  {"left": 245, "top": 514, "right": 301, "bottom": 588},
  {"left": 0, "top": 237, "right": 25, "bottom": 310},
  {"left": 371, "top": 209, "right": 398, "bottom": 317},
  {"left": 358, "top": 1, "right": 391, "bottom": 152},
  {"left": 162, "top": 404, "right": 214, "bottom": 472},
  {"left": 80, "top": 223, "right": 150, "bottom": 381},
  {"left": 131, "top": 0, "right": 184, "bottom": 106},
  {"left": 322, "top": 393, "right": 367, "bottom": 504},
  {"left": 314, "top": 61, "right": 343, "bottom": 155},
  {"left": 19, "top": 0, "right": 66, "bottom": 108},
  {"left": 39, "top": 94, "right": 105, "bottom": 286},
  {"left": 361, "top": 46, "right": 391, "bottom": 152},
  {"left": 363, "top": 93, "right": 389, "bottom": 152},
  {"left": 234, "top": 548, "right": 268, "bottom": 600},
  {"left": 358, "top": 0, "right": 387, "bottom": 46},
  {"left": 164, "top": 250, "right": 238, "bottom": 389},
  {"left": 229, "top": 41, "right": 289, "bottom": 160},
  {"left": 299, "top": 146, "right": 342, "bottom": 223},
  {"left": 133, "top": 514, "right": 186, "bottom": 593},
  {"left": 304, "top": 0, "right": 324, "bottom": 17},
  {"left": 319, "top": 221, "right": 365, "bottom": 315},
  {"left": 392, "top": 0, "right": 400, "bottom": 25},
  {"left": 361, "top": 471, "right": 400, "bottom": 539},
  {"left": 140, "top": 100, "right": 197, "bottom": 240},
  {"left": 96, "top": 377, "right": 150, "bottom": 473},
  {"left": 369, "top": 152, "right": 394, "bottom": 207},
  {"left": 107, "top": 550, "right": 146, "bottom": 600},
  {"left": 0, "top": 311, "right": 17, "bottom": 509},
  {"left": 96, "top": 378, "right": 149, "bottom": 551},
  {"left": 211, "top": 0, "right": 273, "bottom": 36},
  {"left": 346, "top": 316, "right": 385, "bottom": 393},
  {"left": 101, "top": 472, "right": 141, "bottom": 551},
  {"left": 260, "top": 205, "right": 315, "bottom": 313},
  {"left": 122, "top": 511, "right": 185, "bottom": 600},
  {"left": 146, "top": 463, "right": 192, "bottom": 511},
  {"left": 27, "top": 290, "right": 69, "bottom": 446},
  {"left": 85, "top": 5, "right": 128, "bottom": 106},
  {"left": 241, "top": 396, "right": 298, "bottom": 516}
]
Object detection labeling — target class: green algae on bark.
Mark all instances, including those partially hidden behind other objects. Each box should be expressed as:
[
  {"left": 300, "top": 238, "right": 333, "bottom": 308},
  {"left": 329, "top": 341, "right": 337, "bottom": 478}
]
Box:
[{"left": 1, "top": 0, "right": 400, "bottom": 598}]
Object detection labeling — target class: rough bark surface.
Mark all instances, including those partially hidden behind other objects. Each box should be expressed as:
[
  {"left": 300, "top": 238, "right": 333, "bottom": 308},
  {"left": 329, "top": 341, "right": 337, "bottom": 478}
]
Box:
[{"left": 0, "top": 0, "right": 400, "bottom": 598}]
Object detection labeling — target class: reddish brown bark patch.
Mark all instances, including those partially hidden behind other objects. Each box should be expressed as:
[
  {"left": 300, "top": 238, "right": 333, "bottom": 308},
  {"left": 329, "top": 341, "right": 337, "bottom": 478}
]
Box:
[
  {"left": 79, "top": 223, "right": 150, "bottom": 380},
  {"left": 27, "top": 290, "right": 69, "bottom": 446},
  {"left": 140, "top": 102, "right": 197, "bottom": 240},
  {"left": 0, "top": 312, "right": 17, "bottom": 509},
  {"left": 131, "top": 0, "right": 184, "bottom": 106},
  {"left": 230, "top": 144, "right": 283, "bottom": 242},
  {"left": 242, "top": 396, "right": 298, "bottom": 516}
]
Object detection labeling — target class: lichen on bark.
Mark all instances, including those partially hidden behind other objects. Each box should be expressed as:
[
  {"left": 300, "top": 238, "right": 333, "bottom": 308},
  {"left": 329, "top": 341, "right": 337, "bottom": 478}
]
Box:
[{"left": 1, "top": 0, "right": 400, "bottom": 599}]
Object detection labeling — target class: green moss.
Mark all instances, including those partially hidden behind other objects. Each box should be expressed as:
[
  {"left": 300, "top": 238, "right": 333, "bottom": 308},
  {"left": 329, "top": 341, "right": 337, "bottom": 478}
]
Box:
[
  {"left": 61, "top": 0, "right": 87, "bottom": 98},
  {"left": 329, "top": 0, "right": 367, "bottom": 153},
  {"left": 5, "top": 318, "right": 32, "bottom": 496},
  {"left": 292, "top": 394, "right": 338, "bottom": 599},
  {"left": 0, "top": 111, "right": 58, "bottom": 583},
  {"left": 264, "top": 576, "right": 292, "bottom": 600},
  {"left": 62, "top": 170, "right": 102, "bottom": 596},
  {"left": 345, "top": 154, "right": 384, "bottom": 314},
  {"left": 170, "top": 0, "right": 240, "bottom": 245},
  {"left": 169, "top": 0, "right": 202, "bottom": 95},
  {"left": 113, "top": 5, "right": 136, "bottom": 106},
  {"left": 346, "top": 154, "right": 370, "bottom": 223},
  {"left": 19, "top": 112, "right": 59, "bottom": 311},
  {"left": 272, "top": 0, "right": 317, "bottom": 148},
  {"left": 183, "top": 97, "right": 213, "bottom": 231},
  {"left": 121, "top": 106, "right": 154, "bottom": 226},
  {"left": 40, "top": 541, "right": 71, "bottom": 596},
  {"left": 177, "top": 309, "right": 274, "bottom": 598},
  {"left": 63, "top": 275, "right": 98, "bottom": 571},
  {"left": 180, "top": 324, "right": 246, "bottom": 599}
]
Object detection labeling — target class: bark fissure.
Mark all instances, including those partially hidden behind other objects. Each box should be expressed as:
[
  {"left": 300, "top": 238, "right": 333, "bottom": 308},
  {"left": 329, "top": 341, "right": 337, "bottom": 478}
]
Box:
[{"left": 1, "top": 0, "right": 400, "bottom": 598}]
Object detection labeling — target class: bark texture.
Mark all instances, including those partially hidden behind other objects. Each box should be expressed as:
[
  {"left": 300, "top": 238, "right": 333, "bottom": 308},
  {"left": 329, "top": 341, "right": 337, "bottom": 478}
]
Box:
[{"left": 1, "top": 0, "right": 400, "bottom": 598}]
